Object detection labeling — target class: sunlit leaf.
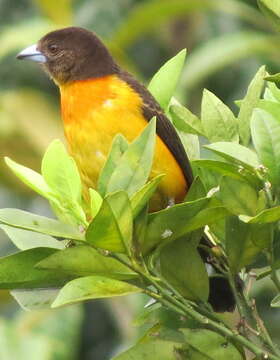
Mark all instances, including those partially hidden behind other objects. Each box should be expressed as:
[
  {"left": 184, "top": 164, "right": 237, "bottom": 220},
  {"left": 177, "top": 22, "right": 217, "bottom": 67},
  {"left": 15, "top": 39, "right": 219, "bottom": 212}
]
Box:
[
  {"left": 89, "top": 188, "right": 103, "bottom": 218},
  {"left": 148, "top": 49, "right": 186, "bottom": 110},
  {"left": 106, "top": 119, "right": 156, "bottom": 196},
  {"left": 170, "top": 104, "right": 204, "bottom": 136},
  {"left": 0, "top": 225, "right": 65, "bottom": 250},
  {"left": 52, "top": 275, "right": 141, "bottom": 308},
  {"left": 251, "top": 109, "right": 280, "bottom": 187},
  {"left": 0, "top": 209, "right": 84, "bottom": 240},
  {"left": 238, "top": 66, "right": 266, "bottom": 146},
  {"left": 201, "top": 89, "right": 238, "bottom": 142}
]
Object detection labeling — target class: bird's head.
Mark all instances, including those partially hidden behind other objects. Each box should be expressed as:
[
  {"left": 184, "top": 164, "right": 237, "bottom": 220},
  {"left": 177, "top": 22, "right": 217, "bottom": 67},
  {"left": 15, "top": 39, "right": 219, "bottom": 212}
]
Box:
[{"left": 17, "top": 27, "right": 118, "bottom": 85}]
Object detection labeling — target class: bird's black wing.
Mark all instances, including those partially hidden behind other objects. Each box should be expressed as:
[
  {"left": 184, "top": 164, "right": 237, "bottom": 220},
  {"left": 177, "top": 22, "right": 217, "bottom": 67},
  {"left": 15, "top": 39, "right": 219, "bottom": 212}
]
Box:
[{"left": 119, "top": 70, "right": 193, "bottom": 186}]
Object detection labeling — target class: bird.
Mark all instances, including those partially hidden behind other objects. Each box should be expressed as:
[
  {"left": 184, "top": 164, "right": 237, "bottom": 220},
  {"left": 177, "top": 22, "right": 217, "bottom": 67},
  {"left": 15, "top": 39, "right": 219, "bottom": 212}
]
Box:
[{"left": 17, "top": 26, "right": 235, "bottom": 312}]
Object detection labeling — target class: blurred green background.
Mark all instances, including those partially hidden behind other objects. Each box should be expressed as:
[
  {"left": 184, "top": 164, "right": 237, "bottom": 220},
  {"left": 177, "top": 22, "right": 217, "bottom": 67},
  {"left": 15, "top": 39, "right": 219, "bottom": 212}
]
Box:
[{"left": 1, "top": 0, "right": 280, "bottom": 359}]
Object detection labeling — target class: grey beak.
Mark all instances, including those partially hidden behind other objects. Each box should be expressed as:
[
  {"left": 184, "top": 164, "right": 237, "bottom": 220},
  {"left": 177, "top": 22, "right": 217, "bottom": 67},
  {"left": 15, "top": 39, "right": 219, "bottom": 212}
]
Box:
[{"left": 16, "top": 44, "right": 47, "bottom": 63}]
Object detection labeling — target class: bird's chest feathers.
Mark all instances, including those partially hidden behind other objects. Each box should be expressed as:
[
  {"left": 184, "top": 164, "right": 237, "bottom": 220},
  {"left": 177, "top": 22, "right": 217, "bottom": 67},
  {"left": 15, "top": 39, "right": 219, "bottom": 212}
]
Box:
[{"left": 59, "top": 75, "right": 145, "bottom": 186}]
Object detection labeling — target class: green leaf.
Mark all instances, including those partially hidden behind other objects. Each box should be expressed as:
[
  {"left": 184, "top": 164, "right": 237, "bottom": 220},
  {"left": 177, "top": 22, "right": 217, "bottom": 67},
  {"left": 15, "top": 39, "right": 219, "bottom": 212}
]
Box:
[
  {"left": 112, "top": 338, "right": 181, "bottom": 360},
  {"left": 160, "top": 234, "right": 209, "bottom": 301},
  {"left": 201, "top": 89, "right": 238, "bottom": 142},
  {"left": 144, "top": 198, "right": 209, "bottom": 252},
  {"left": 97, "top": 134, "right": 129, "bottom": 197},
  {"left": 52, "top": 275, "right": 141, "bottom": 308},
  {"left": 148, "top": 49, "right": 186, "bottom": 110},
  {"left": 170, "top": 104, "right": 204, "bottom": 136},
  {"left": 251, "top": 109, "right": 280, "bottom": 187},
  {"left": 11, "top": 288, "right": 60, "bottom": 310},
  {"left": 181, "top": 328, "right": 244, "bottom": 360},
  {"left": 89, "top": 188, "right": 103, "bottom": 218},
  {"left": 0, "top": 248, "right": 72, "bottom": 289},
  {"left": 36, "top": 245, "right": 136, "bottom": 280},
  {"left": 0, "top": 208, "right": 84, "bottom": 240},
  {"left": 225, "top": 216, "right": 272, "bottom": 272},
  {"left": 4, "top": 157, "right": 53, "bottom": 199},
  {"left": 106, "top": 119, "right": 156, "bottom": 196},
  {"left": 238, "top": 66, "right": 266, "bottom": 146},
  {"left": 239, "top": 206, "right": 280, "bottom": 224},
  {"left": 271, "top": 294, "right": 280, "bottom": 307},
  {"left": 0, "top": 225, "right": 65, "bottom": 250},
  {"left": 86, "top": 191, "right": 133, "bottom": 253},
  {"left": 267, "top": 82, "right": 280, "bottom": 102},
  {"left": 219, "top": 177, "right": 258, "bottom": 216},
  {"left": 130, "top": 174, "right": 164, "bottom": 218},
  {"left": 258, "top": 100, "right": 280, "bottom": 120},
  {"left": 41, "top": 139, "right": 82, "bottom": 204},
  {"left": 205, "top": 142, "right": 259, "bottom": 170},
  {"left": 177, "top": 131, "right": 200, "bottom": 161},
  {"left": 184, "top": 176, "right": 206, "bottom": 202},
  {"left": 258, "top": 0, "right": 280, "bottom": 31}
]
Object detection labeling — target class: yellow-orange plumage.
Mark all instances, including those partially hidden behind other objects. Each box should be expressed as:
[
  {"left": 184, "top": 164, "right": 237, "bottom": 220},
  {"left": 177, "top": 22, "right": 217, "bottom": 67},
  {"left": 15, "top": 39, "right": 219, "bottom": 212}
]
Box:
[{"left": 59, "top": 75, "right": 187, "bottom": 210}]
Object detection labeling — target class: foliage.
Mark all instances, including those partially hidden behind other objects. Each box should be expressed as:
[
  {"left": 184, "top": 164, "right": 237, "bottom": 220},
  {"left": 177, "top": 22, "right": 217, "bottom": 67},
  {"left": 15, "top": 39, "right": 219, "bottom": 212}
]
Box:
[{"left": 2, "top": 1, "right": 280, "bottom": 359}]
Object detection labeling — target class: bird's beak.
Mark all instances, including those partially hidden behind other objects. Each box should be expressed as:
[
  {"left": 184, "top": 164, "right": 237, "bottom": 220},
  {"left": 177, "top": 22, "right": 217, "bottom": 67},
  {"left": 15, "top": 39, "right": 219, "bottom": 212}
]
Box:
[{"left": 16, "top": 44, "right": 47, "bottom": 63}]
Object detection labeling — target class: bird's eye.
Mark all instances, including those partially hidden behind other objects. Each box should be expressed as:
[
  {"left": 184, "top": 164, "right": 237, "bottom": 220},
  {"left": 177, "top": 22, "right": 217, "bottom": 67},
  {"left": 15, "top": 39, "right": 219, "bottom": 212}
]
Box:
[{"left": 48, "top": 44, "right": 58, "bottom": 53}]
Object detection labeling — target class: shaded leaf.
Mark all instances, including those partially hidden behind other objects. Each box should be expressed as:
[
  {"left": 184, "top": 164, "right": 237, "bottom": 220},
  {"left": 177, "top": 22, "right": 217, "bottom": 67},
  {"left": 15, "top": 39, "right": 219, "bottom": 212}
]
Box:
[
  {"left": 226, "top": 216, "right": 272, "bottom": 272},
  {"left": 271, "top": 294, "right": 280, "bottom": 307},
  {"left": 148, "top": 49, "right": 186, "bottom": 110},
  {"left": 86, "top": 192, "right": 132, "bottom": 254},
  {"left": 184, "top": 176, "right": 206, "bottom": 202},
  {"left": 36, "top": 245, "right": 136, "bottom": 280},
  {"left": 11, "top": 288, "right": 60, "bottom": 311},
  {"left": 0, "top": 248, "right": 71, "bottom": 289},
  {"left": 239, "top": 206, "right": 280, "bottom": 224},
  {"left": 160, "top": 234, "right": 209, "bottom": 301},
  {"left": 219, "top": 177, "right": 258, "bottom": 216},
  {"left": 181, "top": 328, "right": 244, "bottom": 360},
  {"left": 52, "top": 275, "right": 141, "bottom": 308},
  {"left": 130, "top": 175, "right": 164, "bottom": 218},
  {"left": 258, "top": 0, "right": 280, "bottom": 31}
]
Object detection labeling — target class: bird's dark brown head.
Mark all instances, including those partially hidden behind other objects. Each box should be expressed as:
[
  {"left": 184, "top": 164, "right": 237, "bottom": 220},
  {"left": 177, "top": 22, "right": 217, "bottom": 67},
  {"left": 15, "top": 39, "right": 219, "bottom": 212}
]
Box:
[{"left": 17, "top": 27, "right": 119, "bottom": 84}]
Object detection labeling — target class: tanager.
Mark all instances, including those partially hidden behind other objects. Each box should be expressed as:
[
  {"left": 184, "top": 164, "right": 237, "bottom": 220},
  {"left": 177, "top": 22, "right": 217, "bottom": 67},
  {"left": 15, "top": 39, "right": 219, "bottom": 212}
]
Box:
[{"left": 17, "top": 27, "right": 234, "bottom": 312}]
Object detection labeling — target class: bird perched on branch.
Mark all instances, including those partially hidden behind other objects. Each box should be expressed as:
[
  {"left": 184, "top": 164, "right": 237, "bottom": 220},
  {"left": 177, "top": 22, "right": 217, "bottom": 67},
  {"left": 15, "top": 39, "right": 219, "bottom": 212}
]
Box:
[{"left": 17, "top": 26, "right": 235, "bottom": 312}]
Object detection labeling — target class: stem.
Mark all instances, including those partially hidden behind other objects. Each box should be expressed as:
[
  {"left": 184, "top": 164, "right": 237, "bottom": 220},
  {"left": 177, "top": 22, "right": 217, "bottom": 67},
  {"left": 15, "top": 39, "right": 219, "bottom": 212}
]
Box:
[{"left": 108, "top": 252, "right": 280, "bottom": 360}]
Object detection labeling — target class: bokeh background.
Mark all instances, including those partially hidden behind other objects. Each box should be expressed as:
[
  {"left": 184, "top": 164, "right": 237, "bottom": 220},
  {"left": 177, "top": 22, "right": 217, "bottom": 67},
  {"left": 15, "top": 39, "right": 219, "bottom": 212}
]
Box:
[{"left": 1, "top": 0, "right": 280, "bottom": 359}]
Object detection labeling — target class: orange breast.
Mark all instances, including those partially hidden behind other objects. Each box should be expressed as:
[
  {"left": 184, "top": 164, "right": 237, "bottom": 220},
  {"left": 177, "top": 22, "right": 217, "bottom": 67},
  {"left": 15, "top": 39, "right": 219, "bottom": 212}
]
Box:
[{"left": 59, "top": 75, "right": 187, "bottom": 211}]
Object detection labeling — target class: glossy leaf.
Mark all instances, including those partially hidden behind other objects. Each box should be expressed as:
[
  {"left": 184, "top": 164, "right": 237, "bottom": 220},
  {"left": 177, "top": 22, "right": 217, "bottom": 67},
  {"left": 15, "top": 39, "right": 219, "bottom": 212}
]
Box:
[
  {"left": 170, "top": 104, "right": 204, "bottom": 136},
  {"left": 97, "top": 134, "right": 128, "bottom": 197},
  {"left": 52, "top": 275, "right": 141, "bottom": 308},
  {"left": 205, "top": 142, "right": 259, "bottom": 170},
  {"left": 0, "top": 208, "right": 84, "bottom": 240},
  {"left": 0, "top": 225, "right": 65, "bottom": 250},
  {"left": 106, "top": 119, "right": 156, "bottom": 196},
  {"left": 201, "top": 89, "right": 238, "bottom": 142},
  {"left": 86, "top": 192, "right": 133, "bottom": 254},
  {"left": 160, "top": 234, "right": 209, "bottom": 301},
  {"left": 0, "top": 248, "right": 71, "bottom": 289},
  {"left": 36, "top": 245, "right": 136, "bottom": 280},
  {"left": 148, "top": 49, "right": 186, "bottom": 110},
  {"left": 238, "top": 66, "right": 266, "bottom": 146},
  {"left": 251, "top": 109, "right": 280, "bottom": 187},
  {"left": 219, "top": 177, "right": 258, "bottom": 216}
]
